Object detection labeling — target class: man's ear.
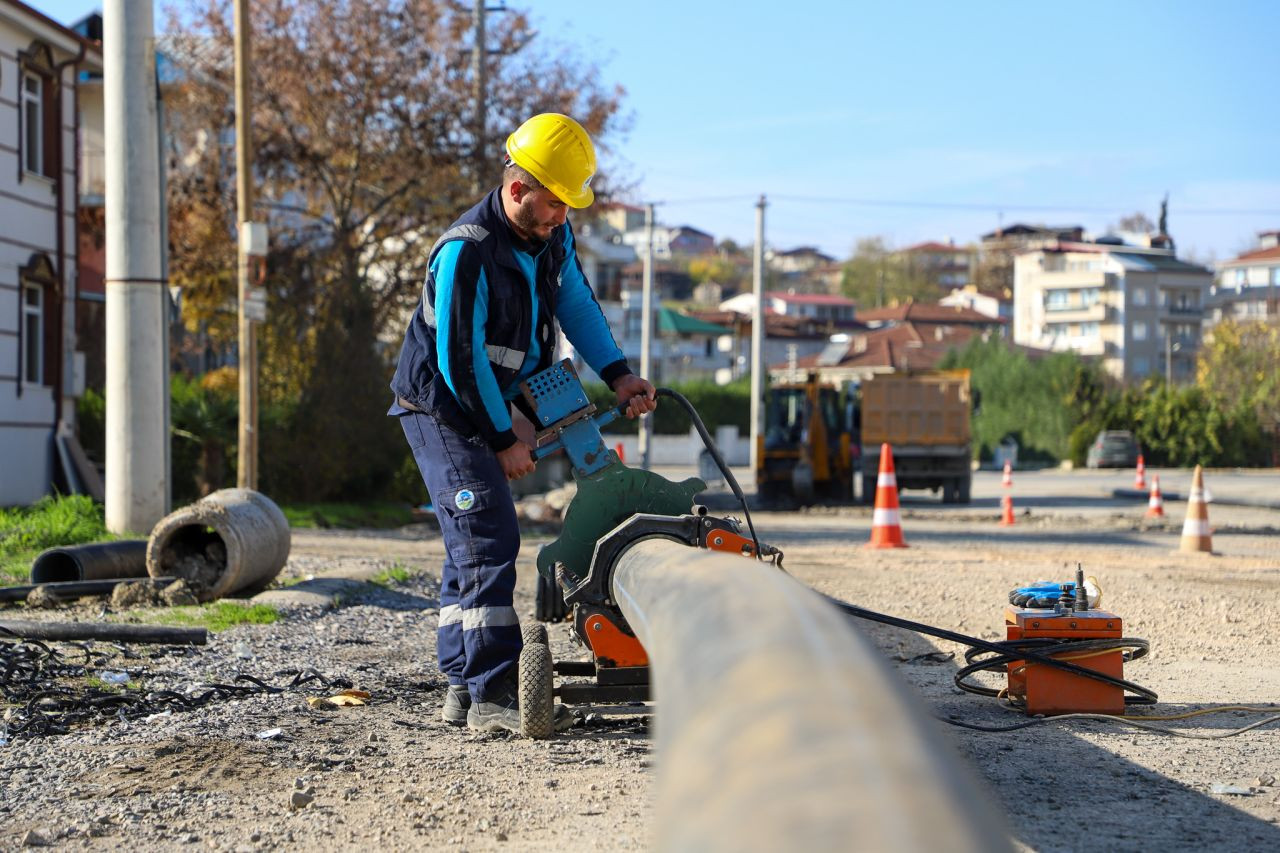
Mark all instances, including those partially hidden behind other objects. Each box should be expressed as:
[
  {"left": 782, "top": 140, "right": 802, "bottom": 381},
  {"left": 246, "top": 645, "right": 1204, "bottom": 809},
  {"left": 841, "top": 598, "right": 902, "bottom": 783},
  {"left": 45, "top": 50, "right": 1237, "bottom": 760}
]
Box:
[{"left": 507, "top": 180, "right": 527, "bottom": 203}]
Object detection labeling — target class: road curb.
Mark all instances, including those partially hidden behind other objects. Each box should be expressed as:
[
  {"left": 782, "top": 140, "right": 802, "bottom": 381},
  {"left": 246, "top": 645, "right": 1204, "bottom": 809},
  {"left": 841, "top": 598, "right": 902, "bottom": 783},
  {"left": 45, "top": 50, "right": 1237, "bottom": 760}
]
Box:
[{"left": 1111, "top": 488, "right": 1280, "bottom": 510}]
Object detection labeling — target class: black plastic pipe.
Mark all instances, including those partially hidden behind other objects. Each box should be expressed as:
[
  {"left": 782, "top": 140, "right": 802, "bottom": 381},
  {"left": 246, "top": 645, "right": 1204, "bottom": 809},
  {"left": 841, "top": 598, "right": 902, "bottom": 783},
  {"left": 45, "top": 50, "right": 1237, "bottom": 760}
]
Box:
[
  {"left": 0, "top": 577, "right": 178, "bottom": 604},
  {"left": 29, "top": 541, "right": 149, "bottom": 584}
]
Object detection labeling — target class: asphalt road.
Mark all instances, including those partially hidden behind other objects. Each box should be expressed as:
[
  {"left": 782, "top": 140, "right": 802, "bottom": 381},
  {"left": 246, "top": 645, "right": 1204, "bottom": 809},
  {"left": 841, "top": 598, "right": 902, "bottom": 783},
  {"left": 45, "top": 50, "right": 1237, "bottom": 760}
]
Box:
[{"left": 659, "top": 465, "right": 1280, "bottom": 512}]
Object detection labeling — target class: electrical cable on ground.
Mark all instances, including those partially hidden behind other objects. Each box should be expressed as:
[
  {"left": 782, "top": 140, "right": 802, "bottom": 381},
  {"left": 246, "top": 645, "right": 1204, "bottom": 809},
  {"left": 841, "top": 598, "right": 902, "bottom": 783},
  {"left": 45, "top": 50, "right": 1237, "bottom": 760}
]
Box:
[
  {"left": 0, "top": 628, "right": 354, "bottom": 741},
  {"left": 655, "top": 387, "right": 764, "bottom": 562}
]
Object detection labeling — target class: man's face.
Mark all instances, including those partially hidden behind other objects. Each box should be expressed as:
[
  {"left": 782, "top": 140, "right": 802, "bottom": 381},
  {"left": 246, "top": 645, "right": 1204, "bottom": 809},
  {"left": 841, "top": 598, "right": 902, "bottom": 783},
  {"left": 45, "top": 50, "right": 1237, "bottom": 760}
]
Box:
[{"left": 510, "top": 184, "right": 569, "bottom": 242}]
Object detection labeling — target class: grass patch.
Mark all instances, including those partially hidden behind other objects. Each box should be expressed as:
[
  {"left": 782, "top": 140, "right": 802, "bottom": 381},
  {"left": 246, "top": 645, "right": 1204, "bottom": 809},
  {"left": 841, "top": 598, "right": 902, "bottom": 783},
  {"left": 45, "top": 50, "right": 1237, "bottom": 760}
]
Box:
[
  {"left": 369, "top": 564, "right": 414, "bottom": 587},
  {"left": 0, "top": 495, "right": 120, "bottom": 584},
  {"left": 280, "top": 502, "right": 414, "bottom": 530},
  {"left": 131, "top": 601, "right": 280, "bottom": 632}
]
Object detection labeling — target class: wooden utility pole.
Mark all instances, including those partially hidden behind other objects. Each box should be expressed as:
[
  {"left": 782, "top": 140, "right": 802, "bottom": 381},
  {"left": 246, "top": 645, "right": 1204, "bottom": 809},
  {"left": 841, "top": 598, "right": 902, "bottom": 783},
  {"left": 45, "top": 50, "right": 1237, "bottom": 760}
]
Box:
[
  {"left": 234, "top": 0, "right": 258, "bottom": 488},
  {"left": 471, "top": 0, "right": 486, "bottom": 195}
]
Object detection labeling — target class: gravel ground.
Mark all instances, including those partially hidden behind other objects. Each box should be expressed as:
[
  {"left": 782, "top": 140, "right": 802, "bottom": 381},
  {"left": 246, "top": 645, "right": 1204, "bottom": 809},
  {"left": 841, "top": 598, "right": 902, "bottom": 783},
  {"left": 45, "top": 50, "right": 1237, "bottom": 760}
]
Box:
[{"left": 1, "top": 497, "right": 1278, "bottom": 851}]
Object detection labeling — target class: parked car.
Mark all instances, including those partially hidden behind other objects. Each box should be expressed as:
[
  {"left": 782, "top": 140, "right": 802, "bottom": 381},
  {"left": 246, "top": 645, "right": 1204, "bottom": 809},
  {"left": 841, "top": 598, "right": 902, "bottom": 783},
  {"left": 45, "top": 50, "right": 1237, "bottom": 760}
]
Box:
[{"left": 1086, "top": 430, "right": 1140, "bottom": 468}]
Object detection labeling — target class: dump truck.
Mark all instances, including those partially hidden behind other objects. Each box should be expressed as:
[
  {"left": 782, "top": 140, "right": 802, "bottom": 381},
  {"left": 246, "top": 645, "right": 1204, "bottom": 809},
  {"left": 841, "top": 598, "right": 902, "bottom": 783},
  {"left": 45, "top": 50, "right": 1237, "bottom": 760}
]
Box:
[
  {"left": 857, "top": 369, "right": 972, "bottom": 504},
  {"left": 755, "top": 375, "right": 856, "bottom": 506}
]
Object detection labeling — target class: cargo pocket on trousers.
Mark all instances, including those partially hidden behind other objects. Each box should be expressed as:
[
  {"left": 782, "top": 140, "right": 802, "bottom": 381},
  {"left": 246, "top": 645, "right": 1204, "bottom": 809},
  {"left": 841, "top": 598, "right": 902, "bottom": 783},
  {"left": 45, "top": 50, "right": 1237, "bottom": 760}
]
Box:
[{"left": 440, "top": 483, "right": 489, "bottom": 519}]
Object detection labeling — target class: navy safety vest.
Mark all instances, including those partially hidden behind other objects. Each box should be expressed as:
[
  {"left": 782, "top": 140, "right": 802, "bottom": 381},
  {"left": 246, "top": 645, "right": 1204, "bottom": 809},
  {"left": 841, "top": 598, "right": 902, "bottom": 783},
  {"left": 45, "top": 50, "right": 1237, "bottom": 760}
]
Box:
[{"left": 390, "top": 188, "right": 630, "bottom": 450}]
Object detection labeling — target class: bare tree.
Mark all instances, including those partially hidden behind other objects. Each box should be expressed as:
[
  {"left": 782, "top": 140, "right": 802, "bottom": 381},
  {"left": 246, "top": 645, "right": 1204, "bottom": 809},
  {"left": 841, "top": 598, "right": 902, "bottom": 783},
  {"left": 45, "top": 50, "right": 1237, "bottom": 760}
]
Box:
[{"left": 163, "top": 0, "right": 626, "bottom": 498}]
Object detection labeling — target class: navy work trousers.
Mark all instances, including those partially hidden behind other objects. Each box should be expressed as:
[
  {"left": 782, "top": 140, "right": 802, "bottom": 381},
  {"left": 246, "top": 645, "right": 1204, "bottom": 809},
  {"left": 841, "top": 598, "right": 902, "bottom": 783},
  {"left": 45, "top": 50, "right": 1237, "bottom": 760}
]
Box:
[{"left": 399, "top": 410, "right": 521, "bottom": 703}]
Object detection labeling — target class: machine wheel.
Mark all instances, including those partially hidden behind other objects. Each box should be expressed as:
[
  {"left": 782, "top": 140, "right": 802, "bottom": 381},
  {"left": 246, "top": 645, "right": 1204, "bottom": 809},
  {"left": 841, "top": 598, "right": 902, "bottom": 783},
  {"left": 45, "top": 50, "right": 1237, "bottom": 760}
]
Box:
[
  {"left": 862, "top": 473, "right": 876, "bottom": 505},
  {"left": 518, "top": 641, "right": 555, "bottom": 739},
  {"left": 535, "top": 571, "right": 568, "bottom": 623},
  {"left": 958, "top": 474, "right": 972, "bottom": 505},
  {"left": 792, "top": 462, "right": 816, "bottom": 506},
  {"left": 521, "top": 622, "right": 548, "bottom": 647},
  {"left": 942, "top": 480, "right": 958, "bottom": 504}
]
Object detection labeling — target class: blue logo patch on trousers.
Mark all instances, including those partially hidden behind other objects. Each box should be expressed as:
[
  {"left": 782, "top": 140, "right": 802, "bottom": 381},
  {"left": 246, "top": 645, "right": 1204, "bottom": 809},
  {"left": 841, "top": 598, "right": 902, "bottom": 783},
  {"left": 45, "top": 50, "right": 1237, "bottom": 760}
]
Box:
[{"left": 455, "top": 488, "right": 476, "bottom": 511}]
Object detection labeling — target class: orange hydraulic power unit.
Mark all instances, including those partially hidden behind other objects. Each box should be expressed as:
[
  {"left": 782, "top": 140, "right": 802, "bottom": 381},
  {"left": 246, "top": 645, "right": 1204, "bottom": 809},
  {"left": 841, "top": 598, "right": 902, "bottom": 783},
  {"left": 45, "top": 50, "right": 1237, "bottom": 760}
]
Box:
[{"left": 1004, "top": 605, "right": 1125, "bottom": 716}]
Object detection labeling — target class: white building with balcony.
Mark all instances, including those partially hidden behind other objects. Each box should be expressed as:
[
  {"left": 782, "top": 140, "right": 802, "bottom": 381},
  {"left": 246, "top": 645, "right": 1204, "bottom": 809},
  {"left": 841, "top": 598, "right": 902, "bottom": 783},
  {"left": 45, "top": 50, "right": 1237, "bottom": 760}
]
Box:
[
  {"left": 1208, "top": 230, "right": 1280, "bottom": 325},
  {"left": 1013, "top": 241, "right": 1212, "bottom": 383}
]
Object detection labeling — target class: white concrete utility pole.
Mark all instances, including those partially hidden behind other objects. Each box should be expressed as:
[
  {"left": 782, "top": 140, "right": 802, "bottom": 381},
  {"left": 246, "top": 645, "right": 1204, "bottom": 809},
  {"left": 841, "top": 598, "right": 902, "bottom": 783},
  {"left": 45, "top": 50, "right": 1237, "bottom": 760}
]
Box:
[
  {"left": 104, "top": 0, "right": 168, "bottom": 534},
  {"left": 639, "top": 203, "right": 655, "bottom": 470},
  {"left": 234, "top": 0, "right": 260, "bottom": 489},
  {"left": 749, "top": 195, "right": 766, "bottom": 477}
]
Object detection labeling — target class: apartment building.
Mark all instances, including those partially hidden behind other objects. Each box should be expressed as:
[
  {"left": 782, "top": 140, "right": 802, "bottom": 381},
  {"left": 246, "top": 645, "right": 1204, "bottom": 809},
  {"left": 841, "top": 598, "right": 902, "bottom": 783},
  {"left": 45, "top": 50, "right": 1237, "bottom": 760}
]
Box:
[
  {"left": 1208, "top": 230, "right": 1280, "bottom": 325},
  {"left": 896, "top": 240, "right": 972, "bottom": 290},
  {"left": 1013, "top": 241, "right": 1212, "bottom": 383}
]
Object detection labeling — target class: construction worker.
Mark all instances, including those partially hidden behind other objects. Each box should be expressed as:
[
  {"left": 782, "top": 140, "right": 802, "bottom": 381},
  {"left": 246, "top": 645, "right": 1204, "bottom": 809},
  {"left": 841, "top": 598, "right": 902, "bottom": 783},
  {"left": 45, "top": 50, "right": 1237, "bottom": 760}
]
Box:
[{"left": 389, "top": 113, "right": 656, "bottom": 733}]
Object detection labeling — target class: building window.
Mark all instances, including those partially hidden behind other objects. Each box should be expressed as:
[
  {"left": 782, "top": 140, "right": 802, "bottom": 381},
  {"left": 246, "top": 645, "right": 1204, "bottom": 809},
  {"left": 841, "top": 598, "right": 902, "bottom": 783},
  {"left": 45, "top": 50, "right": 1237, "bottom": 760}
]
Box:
[
  {"left": 1133, "top": 356, "right": 1150, "bottom": 375},
  {"left": 1132, "top": 287, "right": 1148, "bottom": 307},
  {"left": 1272, "top": 267, "right": 1280, "bottom": 286},
  {"left": 22, "top": 282, "right": 44, "bottom": 385},
  {"left": 1234, "top": 269, "right": 1246, "bottom": 286},
  {"left": 1080, "top": 322, "right": 1099, "bottom": 337},
  {"left": 1046, "top": 290, "right": 1070, "bottom": 310},
  {"left": 1132, "top": 321, "right": 1148, "bottom": 341},
  {"left": 22, "top": 72, "right": 45, "bottom": 175}
]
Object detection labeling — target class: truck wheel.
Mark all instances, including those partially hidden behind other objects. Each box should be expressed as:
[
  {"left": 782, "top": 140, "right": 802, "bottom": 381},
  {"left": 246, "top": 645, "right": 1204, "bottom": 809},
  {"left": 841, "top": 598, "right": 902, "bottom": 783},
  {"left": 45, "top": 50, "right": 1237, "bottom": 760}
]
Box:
[
  {"left": 522, "top": 622, "right": 548, "bottom": 647},
  {"left": 792, "top": 463, "right": 816, "bottom": 506},
  {"left": 958, "top": 474, "right": 972, "bottom": 505},
  {"left": 862, "top": 473, "right": 877, "bottom": 505},
  {"left": 942, "top": 481, "right": 958, "bottom": 504},
  {"left": 518, "top": 642, "right": 555, "bottom": 739},
  {"left": 535, "top": 572, "right": 568, "bottom": 623}
]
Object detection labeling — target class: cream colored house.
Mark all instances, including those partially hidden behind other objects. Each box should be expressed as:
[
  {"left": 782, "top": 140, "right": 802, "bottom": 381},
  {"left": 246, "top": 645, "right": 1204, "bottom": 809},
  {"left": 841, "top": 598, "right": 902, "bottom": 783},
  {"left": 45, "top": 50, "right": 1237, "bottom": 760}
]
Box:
[
  {"left": 0, "top": 2, "right": 102, "bottom": 505},
  {"left": 1013, "top": 242, "right": 1212, "bottom": 384}
]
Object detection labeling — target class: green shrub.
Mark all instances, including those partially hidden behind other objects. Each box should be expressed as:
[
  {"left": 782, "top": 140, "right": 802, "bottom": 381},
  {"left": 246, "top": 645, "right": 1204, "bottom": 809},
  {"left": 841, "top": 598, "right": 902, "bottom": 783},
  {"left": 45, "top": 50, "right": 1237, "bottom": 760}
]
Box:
[
  {"left": 0, "top": 495, "right": 115, "bottom": 583},
  {"left": 585, "top": 377, "right": 752, "bottom": 436}
]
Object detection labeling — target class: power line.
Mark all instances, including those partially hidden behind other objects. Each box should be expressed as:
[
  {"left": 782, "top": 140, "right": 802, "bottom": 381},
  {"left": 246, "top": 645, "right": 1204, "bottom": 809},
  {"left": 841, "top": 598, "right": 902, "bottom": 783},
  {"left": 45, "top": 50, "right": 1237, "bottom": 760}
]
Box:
[
  {"left": 636, "top": 193, "right": 1280, "bottom": 217},
  {"left": 767, "top": 194, "right": 1280, "bottom": 217}
]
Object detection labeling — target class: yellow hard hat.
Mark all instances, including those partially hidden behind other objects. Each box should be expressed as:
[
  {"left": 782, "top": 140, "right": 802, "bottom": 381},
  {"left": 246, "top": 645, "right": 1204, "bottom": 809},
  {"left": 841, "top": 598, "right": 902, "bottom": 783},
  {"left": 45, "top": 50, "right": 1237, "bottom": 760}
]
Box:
[{"left": 505, "top": 113, "right": 596, "bottom": 209}]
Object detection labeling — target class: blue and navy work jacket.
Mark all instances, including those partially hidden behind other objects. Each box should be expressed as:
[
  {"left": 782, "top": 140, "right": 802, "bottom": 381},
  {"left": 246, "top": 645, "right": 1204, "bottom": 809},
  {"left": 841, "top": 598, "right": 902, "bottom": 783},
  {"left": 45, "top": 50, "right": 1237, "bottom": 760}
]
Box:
[{"left": 390, "top": 188, "right": 631, "bottom": 451}]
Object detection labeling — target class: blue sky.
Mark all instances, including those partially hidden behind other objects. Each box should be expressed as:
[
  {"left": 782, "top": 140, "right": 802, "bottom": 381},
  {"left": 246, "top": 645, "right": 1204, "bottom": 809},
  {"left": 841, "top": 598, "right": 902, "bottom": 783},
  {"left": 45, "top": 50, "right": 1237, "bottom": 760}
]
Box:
[{"left": 37, "top": 0, "right": 1280, "bottom": 264}]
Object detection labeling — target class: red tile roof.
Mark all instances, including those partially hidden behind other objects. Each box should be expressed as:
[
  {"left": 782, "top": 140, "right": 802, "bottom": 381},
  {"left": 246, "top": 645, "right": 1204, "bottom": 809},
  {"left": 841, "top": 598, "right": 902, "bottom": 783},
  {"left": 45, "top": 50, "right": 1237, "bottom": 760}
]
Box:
[
  {"left": 855, "top": 301, "right": 1006, "bottom": 325},
  {"left": 775, "top": 323, "right": 985, "bottom": 372},
  {"left": 900, "top": 241, "right": 968, "bottom": 254},
  {"left": 1221, "top": 245, "right": 1280, "bottom": 266}
]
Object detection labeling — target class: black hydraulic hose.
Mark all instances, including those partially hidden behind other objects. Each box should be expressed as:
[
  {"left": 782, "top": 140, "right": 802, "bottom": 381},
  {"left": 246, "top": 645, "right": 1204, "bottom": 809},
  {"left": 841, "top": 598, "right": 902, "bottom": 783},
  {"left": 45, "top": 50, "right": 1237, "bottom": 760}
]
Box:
[
  {"left": 821, "top": 595, "right": 1156, "bottom": 706},
  {"left": 654, "top": 388, "right": 763, "bottom": 560}
]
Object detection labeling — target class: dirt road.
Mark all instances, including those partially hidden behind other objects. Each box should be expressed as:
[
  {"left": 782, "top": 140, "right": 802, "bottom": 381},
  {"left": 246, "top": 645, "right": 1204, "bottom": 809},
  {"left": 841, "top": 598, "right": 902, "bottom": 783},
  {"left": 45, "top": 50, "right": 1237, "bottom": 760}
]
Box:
[{"left": 2, "top": 497, "right": 1278, "bottom": 851}]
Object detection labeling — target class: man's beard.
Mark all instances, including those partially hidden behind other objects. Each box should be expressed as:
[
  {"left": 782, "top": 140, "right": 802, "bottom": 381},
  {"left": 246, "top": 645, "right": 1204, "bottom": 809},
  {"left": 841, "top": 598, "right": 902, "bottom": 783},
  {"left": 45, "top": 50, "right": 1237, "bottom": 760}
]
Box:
[{"left": 513, "top": 202, "right": 551, "bottom": 242}]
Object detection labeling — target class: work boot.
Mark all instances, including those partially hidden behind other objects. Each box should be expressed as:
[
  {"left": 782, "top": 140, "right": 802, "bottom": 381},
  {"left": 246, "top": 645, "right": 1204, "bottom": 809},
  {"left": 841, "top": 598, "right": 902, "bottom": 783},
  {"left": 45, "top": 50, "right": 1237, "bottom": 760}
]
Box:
[
  {"left": 466, "top": 678, "right": 575, "bottom": 735},
  {"left": 441, "top": 683, "right": 471, "bottom": 726}
]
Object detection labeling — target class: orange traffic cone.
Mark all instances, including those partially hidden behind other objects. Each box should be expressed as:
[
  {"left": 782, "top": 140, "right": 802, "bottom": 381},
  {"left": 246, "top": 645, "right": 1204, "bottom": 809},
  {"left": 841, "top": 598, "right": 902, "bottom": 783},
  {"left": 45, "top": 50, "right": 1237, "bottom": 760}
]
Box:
[
  {"left": 866, "top": 443, "right": 908, "bottom": 548},
  {"left": 1134, "top": 455, "right": 1146, "bottom": 490},
  {"left": 1145, "top": 474, "right": 1164, "bottom": 518},
  {"left": 1002, "top": 460, "right": 1012, "bottom": 488},
  {"left": 1178, "top": 465, "right": 1212, "bottom": 553},
  {"left": 999, "top": 493, "right": 1016, "bottom": 526}
]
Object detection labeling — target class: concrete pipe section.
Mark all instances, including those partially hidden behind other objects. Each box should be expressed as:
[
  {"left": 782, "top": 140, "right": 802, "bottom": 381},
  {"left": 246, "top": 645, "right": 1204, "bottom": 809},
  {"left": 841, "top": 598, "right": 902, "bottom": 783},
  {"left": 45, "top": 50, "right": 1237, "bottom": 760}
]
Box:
[
  {"left": 147, "top": 489, "right": 291, "bottom": 601},
  {"left": 612, "top": 539, "right": 1010, "bottom": 852}
]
